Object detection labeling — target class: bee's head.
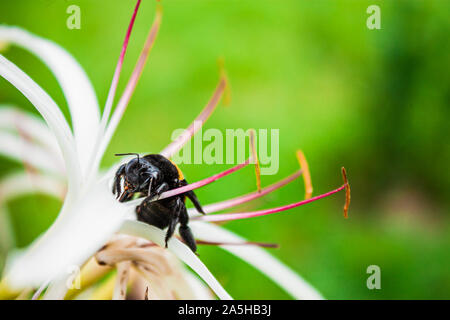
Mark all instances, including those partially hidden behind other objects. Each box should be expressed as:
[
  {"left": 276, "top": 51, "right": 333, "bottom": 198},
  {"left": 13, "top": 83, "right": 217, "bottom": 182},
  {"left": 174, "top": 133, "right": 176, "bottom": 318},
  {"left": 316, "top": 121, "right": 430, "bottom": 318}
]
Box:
[{"left": 115, "top": 153, "right": 160, "bottom": 198}]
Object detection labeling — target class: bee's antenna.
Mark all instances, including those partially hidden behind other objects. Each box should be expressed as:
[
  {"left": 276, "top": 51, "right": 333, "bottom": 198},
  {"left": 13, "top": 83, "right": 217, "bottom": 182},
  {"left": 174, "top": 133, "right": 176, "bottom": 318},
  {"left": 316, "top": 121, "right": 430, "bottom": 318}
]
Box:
[{"left": 115, "top": 153, "right": 140, "bottom": 163}]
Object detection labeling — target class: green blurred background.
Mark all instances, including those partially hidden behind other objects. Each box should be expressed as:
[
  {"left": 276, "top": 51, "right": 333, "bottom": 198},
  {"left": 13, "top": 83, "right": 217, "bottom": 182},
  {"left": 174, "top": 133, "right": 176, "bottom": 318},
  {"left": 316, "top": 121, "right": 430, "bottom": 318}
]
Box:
[{"left": 0, "top": 0, "right": 449, "bottom": 299}]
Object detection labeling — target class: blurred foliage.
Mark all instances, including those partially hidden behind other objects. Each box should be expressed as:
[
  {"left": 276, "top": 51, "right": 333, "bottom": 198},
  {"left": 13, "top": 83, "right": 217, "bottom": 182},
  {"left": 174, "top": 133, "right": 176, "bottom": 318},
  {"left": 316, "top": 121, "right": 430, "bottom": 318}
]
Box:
[{"left": 0, "top": 0, "right": 449, "bottom": 299}]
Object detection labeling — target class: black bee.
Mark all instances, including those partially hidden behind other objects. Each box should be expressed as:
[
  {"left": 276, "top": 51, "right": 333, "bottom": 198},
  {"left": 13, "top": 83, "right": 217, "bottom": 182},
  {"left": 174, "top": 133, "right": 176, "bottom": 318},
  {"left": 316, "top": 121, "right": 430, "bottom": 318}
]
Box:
[{"left": 113, "top": 153, "right": 205, "bottom": 252}]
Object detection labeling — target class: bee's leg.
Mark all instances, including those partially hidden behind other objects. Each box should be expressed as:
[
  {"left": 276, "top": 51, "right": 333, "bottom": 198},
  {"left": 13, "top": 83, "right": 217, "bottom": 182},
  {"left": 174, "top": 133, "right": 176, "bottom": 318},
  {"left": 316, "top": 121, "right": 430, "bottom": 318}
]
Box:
[
  {"left": 163, "top": 198, "right": 182, "bottom": 248},
  {"left": 119, "top": 190, "right": 134, "bottom": 202},
  {"left": 179, "top": 179, "right": 205, "bottom": 215},
  {"left": 186, "top": 190, "right": 205, "bottom": 215},
  {"left": 178, "top": 201, "right": 197, "bottom": 252},
  {"left": 113, "top": 164, "right": 126, "bottom": 197},
  {"left": 165, "top": 215, "right": 179, "bottom": 248}
]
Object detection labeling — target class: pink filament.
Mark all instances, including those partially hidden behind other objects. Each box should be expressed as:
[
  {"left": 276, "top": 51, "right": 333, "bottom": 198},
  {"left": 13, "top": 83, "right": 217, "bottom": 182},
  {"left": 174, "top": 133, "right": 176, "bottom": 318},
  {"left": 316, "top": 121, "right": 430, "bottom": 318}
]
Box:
[
  {"left": 96, "top": 8, "right": 162, "bottom": 170},
  {"left": 86, "top": 0, "right": 143, "bottom": 180},
  {"left": 160, "top": 77, "right": 227, "bottom": 158},
  {"left": 101, "top": 0, "right": 142, "bottom": 128},
  {"left": 193, "top": 184, "right": 347, "bottom": 222},
  {"left": 189, "top": 170, "right": 302, "bottom": 215},
  {"left": 155, "top": 158, "right": 251, "bottom": 201}
]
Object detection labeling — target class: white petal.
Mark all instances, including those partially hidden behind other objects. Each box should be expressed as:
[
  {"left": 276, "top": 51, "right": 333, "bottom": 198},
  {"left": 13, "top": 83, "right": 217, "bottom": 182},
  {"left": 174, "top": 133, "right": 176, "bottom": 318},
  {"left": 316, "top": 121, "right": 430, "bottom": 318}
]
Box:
[
  {"left": 0, "top": 105, "right": 61, "bottom": 157},
  {"left": 112, "top": 261, "right": 131, "bottom": 300},
  {"left": 190, "top": 221, "right": 324, "bottom": 300},
  {"left": 119, "top": 220, "right": 232, "bottom": 300},
  {"left": 0, "top": 132, "right": 64, "bottom": 175},
  {"left": 0, "top": 170, "right": 67, "bottom": 289},
  {"left": 0, "top": 207, "right": 15, "bottom": 259},
  {"left": 0, "top": 27, "right": 100, "bottom": 175},
  {"left": 184, "top": 271, "right": 215, "bottom": 300},
  {"left": 32, "top": 280, "right": 50, "bottom": 300},
  {"left": 0, "top": 172, "right": 64, "bottom": 267},
  {"left": 0, "top": 172, "right": 64, "bottom": 203},
  {"left": 0, "top": 54, "right": 81, "bottom": 190},
  {"left": 41, "top": 276, "right": 67, "bottom": 300},
  {"left": 3, "top": 180, "right": 127, "bottom": 289}
]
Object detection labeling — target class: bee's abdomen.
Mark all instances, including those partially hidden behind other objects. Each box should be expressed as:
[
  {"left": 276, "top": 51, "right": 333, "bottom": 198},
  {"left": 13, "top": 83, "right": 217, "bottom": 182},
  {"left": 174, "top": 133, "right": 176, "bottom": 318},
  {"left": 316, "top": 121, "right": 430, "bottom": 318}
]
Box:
[{"left": 136, "top": 197, "right": 179, "bottom": 229}]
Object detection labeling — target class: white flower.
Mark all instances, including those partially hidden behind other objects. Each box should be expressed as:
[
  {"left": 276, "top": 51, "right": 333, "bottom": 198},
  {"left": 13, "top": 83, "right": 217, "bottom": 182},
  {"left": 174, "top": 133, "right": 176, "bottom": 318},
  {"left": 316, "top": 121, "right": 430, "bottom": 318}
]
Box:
[{"left": 0, "top": 3, "right": 349, "bottom": 300}]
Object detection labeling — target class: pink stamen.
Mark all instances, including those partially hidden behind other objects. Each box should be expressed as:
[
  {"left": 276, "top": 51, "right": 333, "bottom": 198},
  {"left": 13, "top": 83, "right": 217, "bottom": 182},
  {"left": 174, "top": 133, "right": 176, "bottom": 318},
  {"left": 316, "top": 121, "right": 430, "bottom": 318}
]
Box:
[
  {"left": 193, "top": 184, "right": 347, "bottom": 222},
  {"left": 98, "top": 7, "right": 162, "bottom": 166},
  {"left": 86, "top": 0, "right": 143, "bottom": 179},
  {"left": 155, "top": 158, "right": 251, "bottom": 201},
  {"left": 160, "top": 76, "right": 227, "bottom": 158},
  {"left": 101, "top": 0, "right": 142, "bottom": 129},
  {"left": 112, "top": 9, "right": 161, "bottom": 124},
  {"left": 189, "top": 170, "right": 302, "bottom": 215}
]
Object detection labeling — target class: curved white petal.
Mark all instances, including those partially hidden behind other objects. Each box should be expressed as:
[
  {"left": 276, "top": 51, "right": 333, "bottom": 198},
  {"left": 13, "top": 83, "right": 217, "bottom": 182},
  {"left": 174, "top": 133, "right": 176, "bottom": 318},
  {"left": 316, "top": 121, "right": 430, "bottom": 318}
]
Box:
[
  {"left": 0, "top": 54, "right": 81, "bottom": 191},
  {"left": 0, "top": 132, "right": 64, "bottom": 175},
  {"left": 42, "top": 276, "right": 68, "bottom": 300},
  {"left": 0, "top": 26, "right": 100, "bottom": 175},
  {"left": 3, "top": 180, "right": 126, "bottom": 289},
  {"left": 184, "top": 271, "right": 215, "bottom": 300},
  {"left": 119, "top": 220, "right": 232, "bottom": 300},
  {"left": 0, "top": 172, "right": 64, "bottom": 274},
  {"left": 112, "top": 261, "right": 130, "bottom": 300},
  {"left": 0, "top": 105, "right": 61, "bottom": 157},
  {"left": 32, "top": 280, "right": 50, "bottom": 300},
  {"left": 0, "top": 207, "right": 15, "bottom": 263},
  {"left": 190, "top": 221, "right": 324, "bottom": 300},
  {"left": 0, "top": 172, "right": 64, "bottom": 203}
]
